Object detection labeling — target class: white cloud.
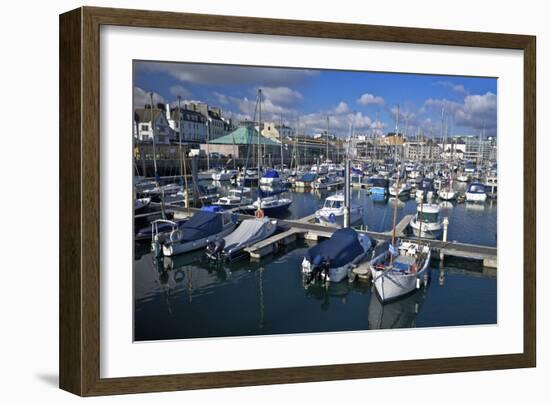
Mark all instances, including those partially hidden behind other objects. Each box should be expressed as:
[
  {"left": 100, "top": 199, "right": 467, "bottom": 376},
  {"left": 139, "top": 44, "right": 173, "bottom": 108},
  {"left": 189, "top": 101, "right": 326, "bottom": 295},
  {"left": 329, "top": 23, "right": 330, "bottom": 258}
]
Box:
[
  {"left": 133, "top": 87, "right": 165, "bottom": 108},
  {"left": 433, "top": 81, "right": 469, "bottom": 95},
  {"left": 334, "top": 101, "right": 349, "bottom": 114},
  {"left": 424, "top": 92, "right": 496, "bottom": 134},
  {"left": 261, "top": 87, "right": 303, "bottom": 106},
  {"left": 357, "top": 93, "right": 384, "bottom": 106},
  {"left": 168, "top": 84, "right": 192, "bottom": 99}
]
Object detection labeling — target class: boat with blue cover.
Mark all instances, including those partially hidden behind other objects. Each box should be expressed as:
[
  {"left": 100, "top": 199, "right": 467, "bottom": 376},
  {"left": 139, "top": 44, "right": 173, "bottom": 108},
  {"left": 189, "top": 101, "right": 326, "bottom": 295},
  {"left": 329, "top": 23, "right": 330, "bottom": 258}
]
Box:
[
  {"left": 259, "top": 169, "right": 282, "bottom": 186},
  {"left": 154, "top": 206, "right": 237, "bottom": 257},
  {"left": 301, "top": 227, "right": 372, "bottom": 283}
]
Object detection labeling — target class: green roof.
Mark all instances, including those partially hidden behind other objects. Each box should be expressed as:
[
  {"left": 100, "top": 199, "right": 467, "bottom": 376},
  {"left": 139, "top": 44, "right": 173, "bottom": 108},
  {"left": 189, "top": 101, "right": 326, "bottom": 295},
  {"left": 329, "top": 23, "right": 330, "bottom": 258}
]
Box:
[{"left": 210, "top": 127, "right": 280, "bottom": 146}]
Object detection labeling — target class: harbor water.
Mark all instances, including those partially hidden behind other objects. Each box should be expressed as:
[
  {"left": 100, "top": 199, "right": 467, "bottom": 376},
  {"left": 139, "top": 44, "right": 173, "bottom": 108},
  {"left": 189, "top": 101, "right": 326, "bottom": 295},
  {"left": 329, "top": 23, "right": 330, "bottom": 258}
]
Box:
[{"left": 134, "top": 186, "right": 497, "bottom": 341}]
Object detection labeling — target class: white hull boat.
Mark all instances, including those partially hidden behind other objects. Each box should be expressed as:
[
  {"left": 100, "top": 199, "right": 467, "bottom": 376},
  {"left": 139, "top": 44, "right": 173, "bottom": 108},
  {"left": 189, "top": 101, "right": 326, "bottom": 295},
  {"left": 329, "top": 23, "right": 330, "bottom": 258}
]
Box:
[
  {"left": 465, "top": 183, "right": 487, "bottom": 203},
  {"left": 370, "top": 241, "right": 431, "bottom": 302},
  {"left": 315, "top": 193, "right": 363, "bottom": 228},
  {"left": 161, "top": 210, "right": 237, "bottom": 257},
  {"left": 409, "top": 204, "right": 443, "bottom": 239}
]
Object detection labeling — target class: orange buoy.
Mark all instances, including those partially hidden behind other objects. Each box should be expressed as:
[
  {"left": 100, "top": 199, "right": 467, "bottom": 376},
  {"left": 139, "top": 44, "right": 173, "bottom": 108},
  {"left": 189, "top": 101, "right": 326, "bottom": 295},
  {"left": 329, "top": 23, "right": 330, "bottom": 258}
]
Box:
[{"left": 255, "top": 209, "right": 265, "bottom": 218}]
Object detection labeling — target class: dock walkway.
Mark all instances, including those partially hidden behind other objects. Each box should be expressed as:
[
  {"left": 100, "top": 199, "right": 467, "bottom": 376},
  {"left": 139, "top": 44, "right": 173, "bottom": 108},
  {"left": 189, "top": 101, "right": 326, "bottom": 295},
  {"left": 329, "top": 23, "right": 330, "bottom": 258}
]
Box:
[{"left": 146, "top": 203, "right": 497, "bottom": 267}]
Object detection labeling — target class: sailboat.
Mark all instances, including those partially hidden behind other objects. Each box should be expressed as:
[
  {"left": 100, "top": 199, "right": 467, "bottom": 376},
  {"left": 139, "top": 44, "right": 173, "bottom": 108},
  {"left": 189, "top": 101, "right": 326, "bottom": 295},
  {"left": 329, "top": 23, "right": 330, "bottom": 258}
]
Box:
[{"left": 369, "top": 107, "right": 431, "bottom": 302}]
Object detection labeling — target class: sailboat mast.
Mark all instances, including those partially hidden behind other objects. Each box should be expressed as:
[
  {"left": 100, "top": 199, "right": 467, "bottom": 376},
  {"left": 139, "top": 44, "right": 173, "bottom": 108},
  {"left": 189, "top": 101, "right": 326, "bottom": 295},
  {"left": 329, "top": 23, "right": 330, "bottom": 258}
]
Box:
[
  {"left": 394, "top": 105, "right": 399, "bottom": 168},
  {"left": 149, "top": 92, "right": 158, "bottom": 182},
  {"left": 258, "top": 89, "right": 262, "bottom": 176},
  {"left": 177, "top": 96, "right": 190, "bottom": 215},
  {"left": 326, "top": 115, "right": 330, "bottom": 162},
  {"left": 280, "top": 113, "right": 284, "bottom": 169}
]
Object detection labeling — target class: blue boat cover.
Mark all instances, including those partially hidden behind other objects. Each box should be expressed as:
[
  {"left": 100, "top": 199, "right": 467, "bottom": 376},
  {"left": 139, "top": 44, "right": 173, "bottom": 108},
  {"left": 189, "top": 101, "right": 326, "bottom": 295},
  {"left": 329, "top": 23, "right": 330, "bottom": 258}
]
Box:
[
  {"left": 201, "top": 205, "right": 222, "bottom": 212},
  {"left": 263, "top": 169, "right": 279, "bottom": 178},
  {"left": 299, "top": 173, "right": 317, "bottom": 182},
  {"left": 305, "top": 228, "right": 366, "bottom": 268},
  {"left": 181, "top": 211, "right": 223, "bottom": 241}
]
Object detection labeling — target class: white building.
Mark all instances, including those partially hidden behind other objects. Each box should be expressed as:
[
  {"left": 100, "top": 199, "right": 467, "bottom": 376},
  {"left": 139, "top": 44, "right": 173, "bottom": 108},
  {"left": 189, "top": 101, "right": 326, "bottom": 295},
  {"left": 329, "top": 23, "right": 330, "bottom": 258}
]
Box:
[
  {"left": 170, "top": 107, "right": 208, "bottom": 143},
  {"left": 134, "top": 107, "right": 172, "bottom": 145}
]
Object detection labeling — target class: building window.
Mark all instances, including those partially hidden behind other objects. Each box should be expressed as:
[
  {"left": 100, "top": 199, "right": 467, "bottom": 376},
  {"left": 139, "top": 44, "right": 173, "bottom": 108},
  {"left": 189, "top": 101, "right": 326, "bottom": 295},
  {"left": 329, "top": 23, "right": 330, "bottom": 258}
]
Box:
[{"left": 141, "top": 124, "right": 149, "bottom": 131}]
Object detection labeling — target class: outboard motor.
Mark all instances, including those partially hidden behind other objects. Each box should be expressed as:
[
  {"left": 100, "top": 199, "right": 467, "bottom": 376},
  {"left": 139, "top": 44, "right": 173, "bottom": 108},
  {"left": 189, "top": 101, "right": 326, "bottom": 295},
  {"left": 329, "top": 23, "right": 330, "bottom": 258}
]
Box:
[
  {"left": 308, "top": 255, "right": 328, "bottom": 284},
  {"left": 206, "top": 239, "right": 225, "bottom": 261}
]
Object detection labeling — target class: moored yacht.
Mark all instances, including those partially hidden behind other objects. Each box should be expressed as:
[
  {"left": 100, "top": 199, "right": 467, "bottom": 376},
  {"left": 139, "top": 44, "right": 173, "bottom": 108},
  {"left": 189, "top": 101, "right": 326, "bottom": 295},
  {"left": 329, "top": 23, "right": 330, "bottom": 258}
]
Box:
[
  {"left": 409, "top": 203, "right": 443, "bottom": 239},
  {"left": 314, "top": 193, "right": 363, "bottom": 228},
  {"left": 465, "top": 182, "right": 487, "bottom": 203}
]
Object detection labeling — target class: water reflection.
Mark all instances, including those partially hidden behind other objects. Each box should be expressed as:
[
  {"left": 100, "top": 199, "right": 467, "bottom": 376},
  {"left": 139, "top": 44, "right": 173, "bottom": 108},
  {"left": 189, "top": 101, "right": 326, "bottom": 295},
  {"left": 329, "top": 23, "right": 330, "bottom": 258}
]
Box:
[{"left": 368, "top": 287, "right": 428, "bottom": 329}]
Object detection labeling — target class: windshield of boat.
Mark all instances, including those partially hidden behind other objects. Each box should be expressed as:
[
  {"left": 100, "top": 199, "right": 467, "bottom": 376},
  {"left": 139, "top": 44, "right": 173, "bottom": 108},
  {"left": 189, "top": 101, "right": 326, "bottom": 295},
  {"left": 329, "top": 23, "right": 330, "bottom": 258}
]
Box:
[
  {"left": 324, "top": 199, "right": 342, "bottom": 208},
  {"left": 417, "top": 211, "right": 439, "bottom": 223}
]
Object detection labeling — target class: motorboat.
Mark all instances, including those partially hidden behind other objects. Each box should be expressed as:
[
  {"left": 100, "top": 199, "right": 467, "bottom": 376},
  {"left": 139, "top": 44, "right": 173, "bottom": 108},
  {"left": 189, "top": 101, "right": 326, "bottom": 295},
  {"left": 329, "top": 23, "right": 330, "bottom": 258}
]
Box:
[
  {"left": 294, "top": 172, "right": 317, "bottom": 188},
  {"left": 314, "top": 193, "right": 363, "bottom": 228},
  {"left": 259, "top": 169, "right": 282, "bottom": 186},
  {"left": 409, "top": 203, "right": 443, "bottom": 239},
  {"left": 313, "top": 174, "right": 343, "bottom": 190},
  {"left": 484, "top": 174, "right": 498, "bottom": 199},
  {"left": 301, "top": 227, "right": 372, "bottom": 283},
  {"left": 370, "top": 240, "right": 431, "bottom": 302},
  {"left": 159, "top": 208, "right": 237, "bottom": 257},
  {"left": 205, "top": 217, "right": 277, "bottom": 261},
  {"left": 370, "top": 177, "right": 389, "bottom": 197},
  {"left": 240, "top": 195, "right": 292, "bottom": 216},
  {"left": 213, "top": 188, "right": 252, "bottom": 209},
  {"left": 465, "top": 182, "right": 487, "bottom": 202},
  {"left": 212, "top": 169, "right": 238, "bottom": 181},
  {"left": 389, "top": 181, "right": 412, "bottom": 198}
]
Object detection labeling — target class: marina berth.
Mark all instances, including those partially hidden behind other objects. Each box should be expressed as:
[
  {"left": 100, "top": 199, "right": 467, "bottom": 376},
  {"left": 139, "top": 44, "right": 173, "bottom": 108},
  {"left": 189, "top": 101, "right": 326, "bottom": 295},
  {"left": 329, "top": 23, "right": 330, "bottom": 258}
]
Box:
[
  {"left": 301, "top": 227, "right": 373, "bottom": 283},
  {"left": 409, "top": 203, "right": 443, "bottom": 239},
  {"left": 465, "top": 182, "right": 488, "bottom": 202}
]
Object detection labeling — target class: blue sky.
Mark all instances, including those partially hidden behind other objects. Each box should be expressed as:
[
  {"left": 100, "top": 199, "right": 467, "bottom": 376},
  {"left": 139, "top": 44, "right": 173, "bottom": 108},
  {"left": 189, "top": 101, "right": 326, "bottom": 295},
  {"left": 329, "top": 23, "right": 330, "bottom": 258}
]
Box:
[{"left": 134, "top": 61, "right": 497, "bottom": 138}]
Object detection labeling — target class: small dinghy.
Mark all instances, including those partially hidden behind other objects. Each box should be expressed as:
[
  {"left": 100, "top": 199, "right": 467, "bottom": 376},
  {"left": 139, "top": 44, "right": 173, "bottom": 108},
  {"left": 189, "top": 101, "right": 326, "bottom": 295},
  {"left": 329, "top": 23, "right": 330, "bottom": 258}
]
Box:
[
  {"left": 205, "top": 217, "right": 277, "bottom": 261},
  {"left": 301, "top": 228, "right": 372, "bottom": 283},
  {"left": 159, "top": 208, "right": 237, "bottom": 257}
]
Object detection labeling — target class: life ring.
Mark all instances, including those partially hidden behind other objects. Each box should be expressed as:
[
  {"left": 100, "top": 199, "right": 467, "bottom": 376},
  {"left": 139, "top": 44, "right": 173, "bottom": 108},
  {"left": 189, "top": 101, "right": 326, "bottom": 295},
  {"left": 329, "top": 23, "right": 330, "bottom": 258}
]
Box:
[{"left": 255, "top": 209, "right": 265, "bottom": 218}]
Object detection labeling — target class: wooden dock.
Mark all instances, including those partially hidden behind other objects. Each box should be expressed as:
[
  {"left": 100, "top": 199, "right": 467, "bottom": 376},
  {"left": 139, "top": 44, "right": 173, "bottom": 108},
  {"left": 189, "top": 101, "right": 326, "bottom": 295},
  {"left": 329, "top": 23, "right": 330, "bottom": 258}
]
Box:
[
  {"left": 145, "top": 204, "right": 497, "bottom": 268},
  {"left": 244, "top": 228, "right": 306, "bottom": 260}
]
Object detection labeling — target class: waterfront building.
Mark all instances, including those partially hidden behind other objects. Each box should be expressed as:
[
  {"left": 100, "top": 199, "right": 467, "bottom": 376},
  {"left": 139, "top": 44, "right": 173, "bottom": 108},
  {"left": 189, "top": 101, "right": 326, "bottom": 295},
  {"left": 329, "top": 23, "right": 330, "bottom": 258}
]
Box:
[
  {"left": 404, "top": 139, "right": 442, "bottom": 161},
  {"left": 134, "top": 106, "right": 172, "bottom": 145},
  {"left": 203, "top": 126, "right": 281, "bottom": 159},
  {"left": 169, "top": 107, "right": 208, "bottom": 143},
  {"left": 207, "top": 109, "right": 226, "bottom": 140}
]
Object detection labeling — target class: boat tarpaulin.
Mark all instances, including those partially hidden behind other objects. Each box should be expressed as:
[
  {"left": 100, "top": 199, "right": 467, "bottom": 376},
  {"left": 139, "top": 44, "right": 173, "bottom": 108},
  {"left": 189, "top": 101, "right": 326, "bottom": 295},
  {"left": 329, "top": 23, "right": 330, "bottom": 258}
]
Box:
[
  {"left": 299, "top": 173, "right": 317, "bottom": 182},
  {"left": 181, "top": 211, "right": 223, "bottom": 241},
  {"left": 305, "top": 228, "right": 366, "bottom": 268},
  {"left": 263, "top": 169, "right": 279, "bottom": 178}
]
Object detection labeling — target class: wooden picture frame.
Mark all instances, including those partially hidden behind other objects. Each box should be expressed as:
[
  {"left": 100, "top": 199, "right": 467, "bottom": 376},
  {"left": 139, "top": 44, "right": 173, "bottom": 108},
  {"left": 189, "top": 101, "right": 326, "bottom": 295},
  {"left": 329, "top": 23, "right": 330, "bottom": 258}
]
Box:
[{"left": 59, "top": 6, "right": 536, "bottom": 396}]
